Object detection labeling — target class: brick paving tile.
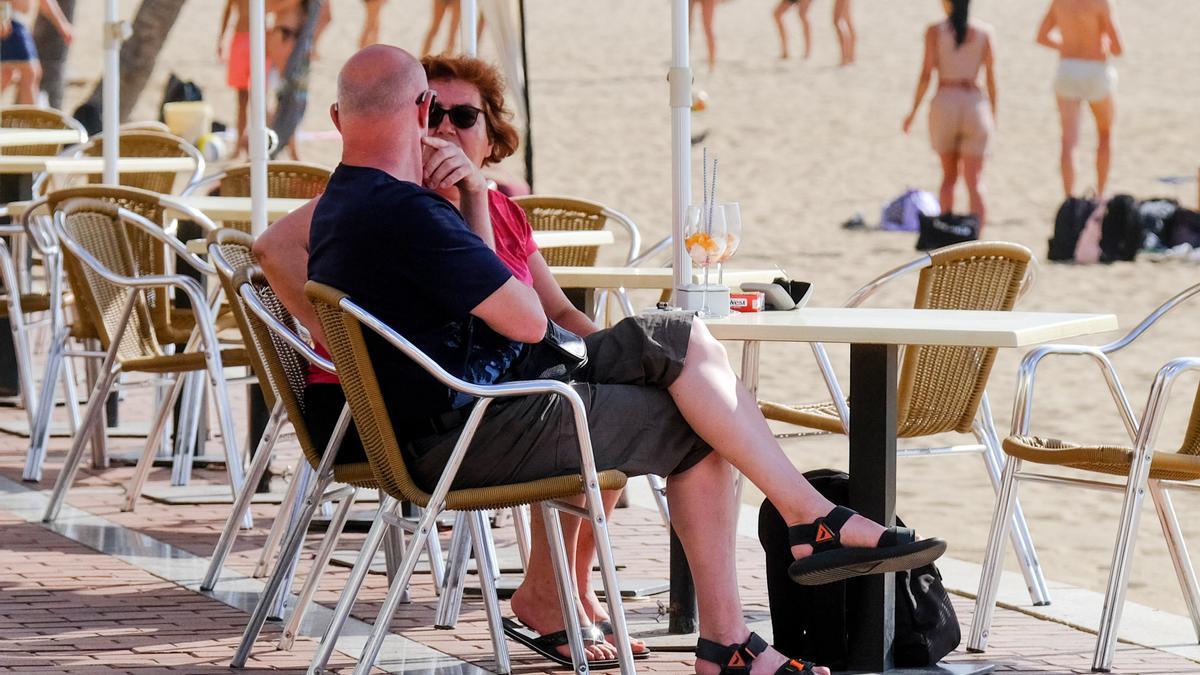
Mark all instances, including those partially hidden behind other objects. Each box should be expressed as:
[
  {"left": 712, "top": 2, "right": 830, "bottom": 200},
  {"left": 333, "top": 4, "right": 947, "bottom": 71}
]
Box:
[{"left": 2, "top": 388, "right": 1200, "bottom": 674}]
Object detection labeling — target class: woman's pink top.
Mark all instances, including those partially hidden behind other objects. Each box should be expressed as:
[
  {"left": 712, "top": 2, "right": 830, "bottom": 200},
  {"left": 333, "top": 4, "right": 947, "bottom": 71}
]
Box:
[{"left": 306, "top": 189, "right": 539, "bottom": 386}]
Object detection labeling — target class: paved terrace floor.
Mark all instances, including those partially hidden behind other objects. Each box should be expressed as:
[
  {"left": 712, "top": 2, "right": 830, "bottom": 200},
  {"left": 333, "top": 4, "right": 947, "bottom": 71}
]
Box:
[{"left": 0, "top": 391, "right": 1197, "bottom": 675}]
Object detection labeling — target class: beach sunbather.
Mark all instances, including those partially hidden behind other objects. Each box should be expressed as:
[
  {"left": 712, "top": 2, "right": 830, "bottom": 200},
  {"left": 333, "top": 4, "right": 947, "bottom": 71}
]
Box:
[
  {"left": 1037, "top": 0, "right": 1124, "bottom": 198},
  {"left": 903, "top": 0, "right": 997, "bottom": 226},
  {"left": 772, "top": 0, "right": 813, "bottom": 60}
]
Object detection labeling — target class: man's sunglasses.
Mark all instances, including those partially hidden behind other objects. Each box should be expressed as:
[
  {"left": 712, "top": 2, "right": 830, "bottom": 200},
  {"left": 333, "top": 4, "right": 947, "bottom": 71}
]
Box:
[{"left": 429, "top": 103, "right": 483, "bottom": 130}]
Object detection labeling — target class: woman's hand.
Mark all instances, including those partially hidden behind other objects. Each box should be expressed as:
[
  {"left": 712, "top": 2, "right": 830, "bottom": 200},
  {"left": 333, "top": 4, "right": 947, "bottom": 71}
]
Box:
[
  {"left": 902, "top": 112, "right": 916, "bottom": 135},
  {"left": 421, "top": 136, "right": 487, "bottom": 196}
]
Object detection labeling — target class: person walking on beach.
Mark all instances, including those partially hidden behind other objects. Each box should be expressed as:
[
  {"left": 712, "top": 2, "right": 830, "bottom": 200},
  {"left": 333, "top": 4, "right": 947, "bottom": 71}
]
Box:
[
  {"left": 832, "top": 0, "right": 856, "bottom": 66},
  {"left": 360, "top": 0, "right": 386, "bottom": 48},
  {"left": 420, "top": 0, "right": 484, "bottom": 57},
  {"left": 0, "top": 0, "right": 71, "bottom": 105},
  {"left": 902, "top": 0, "right": 996, "bottom": 226},
  {"left": 772, "top": 0, "right": 813, "bottom": 60},
  {"left": 1037, "top": 0, "right": 1124, "bottom": 198},
  {"left": 690, "top": 0, "right": 719, "bottom": 72}
]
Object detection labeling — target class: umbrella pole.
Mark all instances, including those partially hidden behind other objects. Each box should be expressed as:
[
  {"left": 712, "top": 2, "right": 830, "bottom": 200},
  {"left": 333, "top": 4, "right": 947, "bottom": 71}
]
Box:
[
  {"left": 519, "top": 0, "right": 533, "bottom": 191},
  {"left": 102, "top": 0, "right": 121, "bottom": 184},
  {"left": 670, "top": 0, "right": 695, "bottom": 308},
  {"left": 462, "top": 0, "right": 478, "bottom": 56},
  {"left": 248, "top": 0, "right": 268, "bottom": 235}
]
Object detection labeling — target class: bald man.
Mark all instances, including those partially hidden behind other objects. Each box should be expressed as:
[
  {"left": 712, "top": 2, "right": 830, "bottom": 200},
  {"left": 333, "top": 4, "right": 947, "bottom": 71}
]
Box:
[
  {"left": 299, "top": 45, "right": 943, "bottom": 674},
  {"left": 1037, "top": 0, "right": 1124, "bottom": 198}
]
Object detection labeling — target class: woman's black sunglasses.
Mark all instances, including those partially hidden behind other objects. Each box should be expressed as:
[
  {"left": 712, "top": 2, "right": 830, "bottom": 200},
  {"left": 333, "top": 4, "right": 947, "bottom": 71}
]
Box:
[{"left": 429, "top": 103, "right": 483, "bottom": 130}]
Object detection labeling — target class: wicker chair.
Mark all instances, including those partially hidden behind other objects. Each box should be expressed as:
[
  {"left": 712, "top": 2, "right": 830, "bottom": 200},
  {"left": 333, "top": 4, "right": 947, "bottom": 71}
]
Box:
[
  {"left": 301, "top": 280, "right": 635, "bottom": 675},
  {"left": 202, "top": 230, "right": 445, "bottom": 663},
  {"left": 20, "top": 185, "right": 224, "bottom": 483},
  {"left": 183, "top": 160, "right": 331, "bottom": 233},
  {"left": 40, "top": 199, "right": 250, "bottom": 525},
  {"left": 758, "top": 241, "right": 1051, "bottom": 605},
  {"left": 54, "top": 130, "right": 205, "bottom": 195},
  {"left": 970, "top": 281, "right": 1200, "bottom": 672},
  {"left": 0, "top": 105, "right": 86, "bottom": 156}
]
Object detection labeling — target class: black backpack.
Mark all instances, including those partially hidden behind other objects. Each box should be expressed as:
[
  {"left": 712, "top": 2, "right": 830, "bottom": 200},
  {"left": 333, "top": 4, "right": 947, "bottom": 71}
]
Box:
[
  {"left": 916, "top": 213, "right": 979, "bottom": 251},
  {"left": 1099, "top": 194, "right": 1143, "bottom": 262},
  {"left": 1165, "top": 207, "right": 1200, "bottom": 248},
  {"left": 159, "top": 72, "right": 204, "bottom": 122},
  {"left": 758, "top": 469, "right": 960, "bottom": 669},
  {"left": 1048, "top": 197, "right": 1099, "bottom": 261}
]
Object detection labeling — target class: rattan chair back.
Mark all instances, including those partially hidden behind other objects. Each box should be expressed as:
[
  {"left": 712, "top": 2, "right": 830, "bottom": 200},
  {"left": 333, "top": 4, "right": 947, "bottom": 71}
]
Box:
[
  {"left": 216, "top": 162, "right": 330, "bottom": 233},
  {"left": 512, "top": 195, "right": 608, "bottom": 267},
  {"left": 206, "top": 229, "right": 274, "bottom": 405},
  {"left": 0, "top": 105, "right": 84, "bottom": 156},
  {"left": 56, "top": 199, "right": 162, "bottom": 362},
  {"left": 45, "top": 185, "right": 179, "bottom": 343},
  {"left": 306, "top": 280, "right": 626, "bottom": 510},
  {"left": 77, "top": 130, "right": 202, "bottom": 194},
  {"left": 896, "top": 241, "right": 1032, "bottom": 436}
]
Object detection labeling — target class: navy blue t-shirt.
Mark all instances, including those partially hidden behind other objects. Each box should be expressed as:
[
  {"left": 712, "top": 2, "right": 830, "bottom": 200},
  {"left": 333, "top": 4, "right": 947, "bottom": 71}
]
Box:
[{"left": 308, "top": 164, "right": 521, "bottom": 430}]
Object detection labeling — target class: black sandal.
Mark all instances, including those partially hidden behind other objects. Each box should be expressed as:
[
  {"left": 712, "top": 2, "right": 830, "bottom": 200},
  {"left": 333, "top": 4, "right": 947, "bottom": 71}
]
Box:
[
  {"left": 787, "top": 505, "right": 947, "bottom": 586},
  {"left": 696, "top": 631, "right": 817, "bottom": 674},
  {"left": 502, "top": 617, "right": 620, "bottom": 669},
  {"left": 595, "top": 619, "right": 651, "bottom": 659}
]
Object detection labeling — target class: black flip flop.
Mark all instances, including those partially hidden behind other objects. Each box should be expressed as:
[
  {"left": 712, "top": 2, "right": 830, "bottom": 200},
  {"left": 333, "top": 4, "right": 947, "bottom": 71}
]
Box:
[
  {"left": 501, "top": 617, "right": 620, "bottom": 669},
  {"left": 594, "top": 619, "right": 651, "bottom": 659},
  {"left": 787, "top": 505, "right": 947, "bottom": 586}
]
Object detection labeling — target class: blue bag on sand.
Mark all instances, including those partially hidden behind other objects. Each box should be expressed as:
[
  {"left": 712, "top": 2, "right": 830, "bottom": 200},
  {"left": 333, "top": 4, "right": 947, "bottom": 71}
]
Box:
[{"left": 881, "top": 189, "right": 941, "bottom": 232}]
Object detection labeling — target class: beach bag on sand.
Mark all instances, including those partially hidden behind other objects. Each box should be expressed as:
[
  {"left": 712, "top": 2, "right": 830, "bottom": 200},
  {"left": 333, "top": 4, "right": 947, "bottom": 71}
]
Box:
[
  {"left": 160, "top": 73, "right": 204, "bottom": 123},
  {"left": 1165, "top": 207, "right": 1200, "bottom": 248},
  {"left": 759, "top": 470, "right": 960, "bottom": 670},
  {"left": 1074, "top": 201, "right": 1106, "bottom": 264},
  {"left": 881, "top": 189, "right": 940, "bottom": 232},
  {"left": 1138, "top": 199, "right": 1179, "bottom": 250},
  {"left": 916, "top": 213, "right": 979, "bottom": 251},
  {"left": 1049, "top": 196, "right": 1100, "bottom": 261},
  {"left": 1099, "top": 194, "right": 1143, "bottom": 262}
]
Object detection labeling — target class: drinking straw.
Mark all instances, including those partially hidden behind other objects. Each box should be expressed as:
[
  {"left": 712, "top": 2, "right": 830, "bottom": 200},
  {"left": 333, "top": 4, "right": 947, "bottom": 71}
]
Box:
[
  {"left": 708, "top": 157, "right": 719, "bottom": 235},
  {"left": 702, "top": 147, "right": 709, "bottom": 230}
]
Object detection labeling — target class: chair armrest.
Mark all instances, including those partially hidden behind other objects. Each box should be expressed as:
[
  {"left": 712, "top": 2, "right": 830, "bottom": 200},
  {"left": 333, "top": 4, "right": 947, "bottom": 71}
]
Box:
[
  {"left": 843, "top": 255, "right": 930, "bottom": 308},
  {"left": 238, "top": 281, "right": 335, "bottom": 374},
  {"left": 1010, "top": 343, "right": 1137, "bottom": 441},
  {"left": 158, "top": 195, "right": 219, "bottom": 234},
  {"left": 116, "top": 207, "right": 217, "bottom": 277},
  {"left": 1127, "top": 357, "right": 1200, "bottom": 466},
  {"left": 18, "top": 197, "right": 56, "bottom": 256},
  {"left": 629, "top": 234, "right": 672, "bottom": 268},
  {"left": 181, "top": 171, "right": 226, "bottom": 198},
  {"left": 1100, "top": 282, "right": 1200, "bottom": 354},
  {"left": 601, "top": 206, "right": 642, "bottom": 266}
]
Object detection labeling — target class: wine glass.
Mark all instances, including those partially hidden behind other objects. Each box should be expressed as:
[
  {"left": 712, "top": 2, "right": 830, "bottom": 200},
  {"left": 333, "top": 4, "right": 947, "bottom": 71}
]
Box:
[
  {"left": 717, "top": 202, "right": 741, "bottom": 286},
  {"left": 683, "top": 204, "right": 727, "bottom": 316}
]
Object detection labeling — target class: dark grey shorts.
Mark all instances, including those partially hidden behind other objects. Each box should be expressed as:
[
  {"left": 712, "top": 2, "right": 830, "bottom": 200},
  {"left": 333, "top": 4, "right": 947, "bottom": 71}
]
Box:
[{"left": 407, "top": 312, "right": 713, "bottom": 490}]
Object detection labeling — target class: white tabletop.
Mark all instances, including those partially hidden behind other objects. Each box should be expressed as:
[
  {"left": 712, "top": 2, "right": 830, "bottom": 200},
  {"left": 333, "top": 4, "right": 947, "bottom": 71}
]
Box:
[
  {"left": 184, "top": 228, "right": 617, "bottom": 255},
  {"left": 533, "top": 230, "right": 614, "bottom": 248},
  {"left": 0, "top": 129, "right": 85, "bottom": 147},
  {"left": 171, "top": 195, "right": 308, "bottom": 221},
  {"left": 0, "top": 156, "right": 197, "bottom": 175},
  {"left": 702, "top": 307, "right": 1118, "bottom": 348},
  {"left": 551, "top": 266, "right": 778, "bottom": 289}
]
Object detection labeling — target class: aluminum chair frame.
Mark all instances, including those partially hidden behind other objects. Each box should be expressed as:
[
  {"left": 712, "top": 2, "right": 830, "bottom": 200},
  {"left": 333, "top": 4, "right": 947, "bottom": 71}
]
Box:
[
  {"left": 41, "top": 203, "right": 248, "bottom": 525},
  {"left": 761, "top": 244, "right": 1051, "bottom": 606},
  {"left": 20, "top": 189, "right": 225, "bottom": 483},
  {"left": 970, "top": 282, "right": 1200, "bottom": 672},
  {"left": 302, "top": 287, "right": 635, "bottom": 675},
  {"left": 219, "top": 269, "right": 444, "bottom": 661},
  {"left": 34, "top": 129, "right": 205, "bottom": 197}
]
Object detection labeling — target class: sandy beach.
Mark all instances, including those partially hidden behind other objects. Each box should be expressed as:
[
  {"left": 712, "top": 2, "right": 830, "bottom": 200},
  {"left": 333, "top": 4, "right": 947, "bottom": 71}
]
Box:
[{"left": 55, "top": 0, "right": 1200, "bottom": 617}]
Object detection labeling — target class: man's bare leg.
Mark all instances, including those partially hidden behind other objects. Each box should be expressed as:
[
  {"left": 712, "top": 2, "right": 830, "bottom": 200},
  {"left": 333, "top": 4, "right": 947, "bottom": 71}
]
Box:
[
  {"left": 938, "top": 151, "right": 960, "bottom": 216},
  {"left": 15, "top": 62, "right": 39, "bottom": 105},
  {"left": 1057, "top": 96, "right": 1082, "bottom": 198},
  {"left": 1090, "top": 96, "right": 1114, "bottom": 198},
  {"left": 671, "top": 453, "right": 829, "bottom": 675},
  {"left": 962, "top": 154, "right": 987, "bottom": 226}
]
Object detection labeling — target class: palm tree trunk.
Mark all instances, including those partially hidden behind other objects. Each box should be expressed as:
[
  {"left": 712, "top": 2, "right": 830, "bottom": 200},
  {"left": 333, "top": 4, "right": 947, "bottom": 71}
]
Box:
[
  {"left": 32, "top": 0, "right": 76, "bottom": 110},
  {"left": 75, "top": 0, "right": 189, "bottom": 124},
  {"left": 271, "top": 0, "right": 323, "bottom": 157}
]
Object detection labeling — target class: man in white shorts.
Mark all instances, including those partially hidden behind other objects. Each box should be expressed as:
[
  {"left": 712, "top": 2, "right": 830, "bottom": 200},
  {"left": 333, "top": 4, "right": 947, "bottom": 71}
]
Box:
[{"left": 1037, "top": 0, "right": 1124, "bottom": 198}]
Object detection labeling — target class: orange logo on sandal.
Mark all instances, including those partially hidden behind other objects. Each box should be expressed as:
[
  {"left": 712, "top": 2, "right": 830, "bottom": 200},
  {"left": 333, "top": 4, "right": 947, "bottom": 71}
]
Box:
[
  {"left": 728, "top": 652, "right": 747, "bottom": 668},
  {"left": 815, "top": 523, "right": 835, "bottom": 543}
]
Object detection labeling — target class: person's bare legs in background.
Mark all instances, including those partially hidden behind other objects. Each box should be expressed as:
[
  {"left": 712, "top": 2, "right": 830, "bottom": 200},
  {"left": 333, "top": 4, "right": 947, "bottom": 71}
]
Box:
[{"left": 833, "top": 0, "right": 856, "bottom": 66}]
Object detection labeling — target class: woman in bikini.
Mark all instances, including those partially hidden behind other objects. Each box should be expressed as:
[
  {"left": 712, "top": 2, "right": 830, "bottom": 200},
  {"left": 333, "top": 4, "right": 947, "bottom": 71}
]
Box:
[{"left": 902, "top": 0, "right": 997, "bottom": 227}]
